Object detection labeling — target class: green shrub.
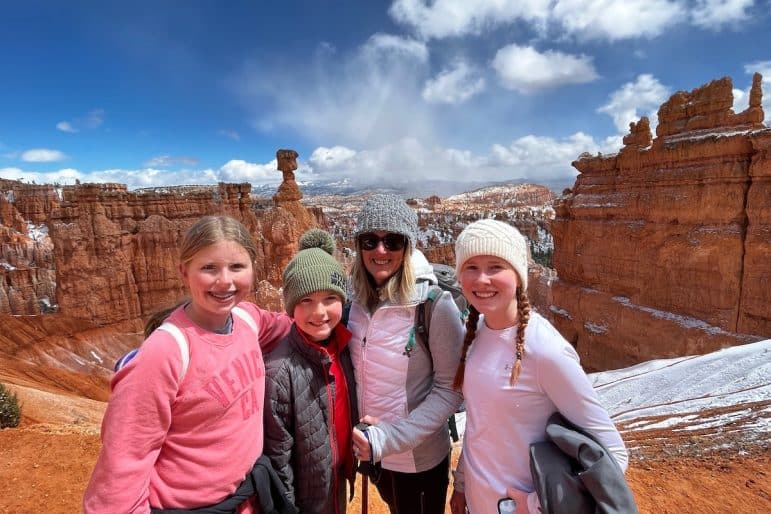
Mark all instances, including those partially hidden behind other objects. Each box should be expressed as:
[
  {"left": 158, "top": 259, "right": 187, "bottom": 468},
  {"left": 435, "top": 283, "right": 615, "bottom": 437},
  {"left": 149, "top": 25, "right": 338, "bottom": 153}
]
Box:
[{"left": 0, "top": 382, "right": 21, "bottom": 428}]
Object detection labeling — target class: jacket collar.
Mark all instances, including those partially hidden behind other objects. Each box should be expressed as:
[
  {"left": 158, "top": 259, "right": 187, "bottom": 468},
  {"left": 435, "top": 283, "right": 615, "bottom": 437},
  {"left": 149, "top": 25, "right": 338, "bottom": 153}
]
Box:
[{"left": 290, "top": 322, "right": 352, "bottom": 362}]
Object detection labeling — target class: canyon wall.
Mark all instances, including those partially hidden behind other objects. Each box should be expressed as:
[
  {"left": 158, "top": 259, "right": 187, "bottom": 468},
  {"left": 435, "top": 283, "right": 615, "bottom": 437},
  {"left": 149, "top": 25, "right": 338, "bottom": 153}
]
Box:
[
  {"left": 0, "top": 183, "right": 57, "bottom": 315},
  {"left": 0, "top": 153, "right": 318, "bottom": 324},
  {"left": 551, "top": 74, "right": 770, "bottom": 370}
]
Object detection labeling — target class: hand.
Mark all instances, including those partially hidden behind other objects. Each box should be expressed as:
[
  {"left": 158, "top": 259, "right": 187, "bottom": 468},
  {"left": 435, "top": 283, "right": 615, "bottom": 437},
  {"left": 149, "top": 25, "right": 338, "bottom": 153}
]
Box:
[
  {"left": 450, "top": 489, "right": 466, "bottom": 514},
  {"left": 352, "top": 415, "right": 379, "bottom": 461},
  {"left": 506, "top": 487, "right": 531, "bottom": 514}
]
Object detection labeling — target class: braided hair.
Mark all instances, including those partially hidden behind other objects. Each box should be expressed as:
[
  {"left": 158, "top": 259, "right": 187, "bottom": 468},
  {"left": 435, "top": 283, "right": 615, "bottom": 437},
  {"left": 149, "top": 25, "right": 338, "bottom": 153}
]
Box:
[
  {"left": 511, "top": 286, "right": 531, "bottom": 385},
  {"left": 453, "top": 304, "right": 480, "bottom": 390},
  {"left": 452, "top": 286, "right": 532, "bottom": 390}
]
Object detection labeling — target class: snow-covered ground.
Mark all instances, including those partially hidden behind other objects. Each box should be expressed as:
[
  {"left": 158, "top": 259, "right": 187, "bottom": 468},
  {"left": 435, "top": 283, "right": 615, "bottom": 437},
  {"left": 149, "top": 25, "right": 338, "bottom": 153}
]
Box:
[{"left": 454, "top": 339, "right": 771, "bottom": 450}]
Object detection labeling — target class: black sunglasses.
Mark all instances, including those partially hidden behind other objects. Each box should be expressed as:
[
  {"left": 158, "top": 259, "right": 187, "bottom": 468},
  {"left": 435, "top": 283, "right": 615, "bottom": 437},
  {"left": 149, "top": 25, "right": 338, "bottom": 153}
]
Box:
[{"left": 358, "top": 233, "right": 407, "bottom": 251}]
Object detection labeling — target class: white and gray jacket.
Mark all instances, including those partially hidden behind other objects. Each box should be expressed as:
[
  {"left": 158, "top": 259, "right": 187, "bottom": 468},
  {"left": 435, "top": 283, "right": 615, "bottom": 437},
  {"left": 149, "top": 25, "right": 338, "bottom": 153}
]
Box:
[{"left": 347, "top": 258, "right": 464, "bottom": 473}]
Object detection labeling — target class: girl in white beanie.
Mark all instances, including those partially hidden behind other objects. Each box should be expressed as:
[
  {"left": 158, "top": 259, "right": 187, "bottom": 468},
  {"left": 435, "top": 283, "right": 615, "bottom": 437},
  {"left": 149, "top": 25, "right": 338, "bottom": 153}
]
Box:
[{"left": 449, "top": 219, "right": 628, "bottom": 514}]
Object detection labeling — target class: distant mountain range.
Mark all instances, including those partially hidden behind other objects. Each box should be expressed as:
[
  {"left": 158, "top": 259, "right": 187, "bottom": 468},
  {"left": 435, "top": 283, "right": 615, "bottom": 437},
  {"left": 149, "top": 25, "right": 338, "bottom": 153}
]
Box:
[{"left": 251, "top": 176, "right": 573, "bottom": 198}]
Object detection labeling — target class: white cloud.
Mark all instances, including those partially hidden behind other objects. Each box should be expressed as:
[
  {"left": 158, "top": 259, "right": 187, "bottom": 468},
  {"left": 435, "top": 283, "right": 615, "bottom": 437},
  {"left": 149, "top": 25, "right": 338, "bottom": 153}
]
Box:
[
  {"left": 56, "top": 121, "right": 78, "bottom": 133},
  {"left": 56, "top": 109, "right": 105, "bottom": 133},
  {"left": 235, "top": 34, "right": 434, "bottom": 148},
  {"left": 489, "top": 132, "right": 619, "bottom": 179},
  {"left": 0, "top": 157, "right": 286, "bottom": 190},
  {"left": 732, "top": 88, "right": 748, "bottom": 111},
  {"left": 0, "top": 167, "right": 25, "bottom": 180},
  {"left": 0, "top": 166, "right": 84, "bottom": 184},
  {"left": 82, "top": 109, "right": 105, "bottom": 129},
  {"left": 388, "top": 0, "right": 551, "bottom": 40},
  {"left": 690, "top": 0, "right": 755, "bottom": 29},
  {"left": 733, "top": 62, "right": 771, "bottom": 117},
  {"left": 745, "top": 60, "right": 771, "bottom": 77},
  {"left": 552, "top": 0, "right": 684, "bottom": 41},
  {"left": 363, "top": 33, "right": 429, "bottom": 62},
  {"left": 422, "top": 60, "right": 486, "bottom": 104},
  {"left": 21, "top": 149, "right": 69, "bottom": 162},
  {"left": 219, "top": 159, "right": 280, "bottom": 183},
  {"left": 308, "top": 146, "right": 358, "bottom": 172},
  {"left": 143, "top": 155, "right": 200, "bottom": 167},
  {"left": 492, "top": 44, "right": 599, "bottom": 94},
  {"left": 2, "top": 131, "right": 624, "bottom": 192},
  {"left": 597, "top": 74, "right": 670, "bottom": 133},
  {"left": 389, "top": 0, "right": 691, "bottom": 41},
  {"left": 308, "top": 135, "right": 618, "bottom": 185},
  {"left": 218, "top": 129, "right": 240, "bottom": 141}
]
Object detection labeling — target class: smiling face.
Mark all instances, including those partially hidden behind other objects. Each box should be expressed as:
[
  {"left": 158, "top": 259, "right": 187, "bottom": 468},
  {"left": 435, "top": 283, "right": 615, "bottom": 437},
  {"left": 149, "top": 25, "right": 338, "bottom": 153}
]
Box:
[
  {"left": 179, "top": 240, "right": 254, "bottom": 331},
  {"left": 458, "top": 254, "right": 520, "bottom": 329},
  {"left": 293, "top": 290, "right": 343, "bottom": 342},
  {"left": 359, "top": 231, "right": 406, "bottom": 286}
]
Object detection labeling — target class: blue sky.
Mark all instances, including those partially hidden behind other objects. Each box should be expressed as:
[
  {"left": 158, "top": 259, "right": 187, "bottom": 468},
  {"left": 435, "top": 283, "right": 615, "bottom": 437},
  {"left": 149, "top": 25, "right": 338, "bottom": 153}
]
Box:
[{"left": 1, "top": 0, "right": 770, "bottom": 192}]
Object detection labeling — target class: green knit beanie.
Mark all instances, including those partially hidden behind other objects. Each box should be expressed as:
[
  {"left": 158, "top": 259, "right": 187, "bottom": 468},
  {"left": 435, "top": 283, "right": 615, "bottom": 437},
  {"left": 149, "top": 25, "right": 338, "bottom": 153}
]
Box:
[{"left": 282, "top": 228, "right": 348, "bottom": 315}]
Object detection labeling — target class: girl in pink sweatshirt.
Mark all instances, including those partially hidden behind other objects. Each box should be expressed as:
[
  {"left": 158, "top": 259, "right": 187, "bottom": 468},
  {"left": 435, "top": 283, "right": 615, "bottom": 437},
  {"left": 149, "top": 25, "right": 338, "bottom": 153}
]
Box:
[{"left": 83, "top": 215, "right": 292, "bottom": 514}]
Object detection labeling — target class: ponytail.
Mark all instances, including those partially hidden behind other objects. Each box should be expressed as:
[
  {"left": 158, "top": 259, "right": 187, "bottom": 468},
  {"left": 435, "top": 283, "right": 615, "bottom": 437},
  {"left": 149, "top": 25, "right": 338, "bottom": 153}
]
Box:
[{"left": 143, "top": 300, "right": 187, "bottom": 338}]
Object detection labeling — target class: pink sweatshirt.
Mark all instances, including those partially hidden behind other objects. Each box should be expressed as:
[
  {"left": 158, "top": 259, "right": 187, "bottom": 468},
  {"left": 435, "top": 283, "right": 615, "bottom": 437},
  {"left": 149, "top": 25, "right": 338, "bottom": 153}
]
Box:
[{"left": 84, "top": 303, "right": 291, "bottom": 514}]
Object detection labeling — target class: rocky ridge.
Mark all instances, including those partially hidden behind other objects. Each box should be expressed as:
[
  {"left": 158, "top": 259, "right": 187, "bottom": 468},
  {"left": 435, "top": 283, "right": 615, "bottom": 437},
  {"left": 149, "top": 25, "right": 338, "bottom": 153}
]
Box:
[
  {"left": 304, "top": 183, "right": 555, "bottom": 270},
  {"left": 0, "top": 154, "right": 323, "bottom": 322},
  {"left": 552, "top": 74, "right": 770, "bottom": 370}
]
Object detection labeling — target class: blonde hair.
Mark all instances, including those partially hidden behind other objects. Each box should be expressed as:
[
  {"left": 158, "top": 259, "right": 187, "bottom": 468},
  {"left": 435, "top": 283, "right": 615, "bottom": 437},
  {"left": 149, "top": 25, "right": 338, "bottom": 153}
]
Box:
[
  {"left": 144, "top": 215, "right": 257, "bottom": 335},
  {"left": 350, "top": 243, "right": 415, "bottom": 311},
  {"left": 453, "top": 285, "right": 531, "bottom": 389},
  {"left": 179, "top": 215, "right": 257, "bottom": 265}
]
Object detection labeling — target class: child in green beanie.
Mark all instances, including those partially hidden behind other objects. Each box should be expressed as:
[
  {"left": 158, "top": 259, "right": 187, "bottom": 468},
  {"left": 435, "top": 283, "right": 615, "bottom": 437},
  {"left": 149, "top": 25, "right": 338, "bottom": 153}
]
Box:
[{"left": 263, "top": 228, "right": 359, "bottom": 514}]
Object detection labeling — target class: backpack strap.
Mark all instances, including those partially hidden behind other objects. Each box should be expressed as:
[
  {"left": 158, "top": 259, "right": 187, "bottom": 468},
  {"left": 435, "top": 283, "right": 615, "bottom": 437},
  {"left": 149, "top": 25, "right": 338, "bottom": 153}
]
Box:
[
  {"left": 155, "top": 305, "right": 259, "bottom": 383},
  {"left": 232, "top": 305, "right": 258, "bottom": 334},
  {"left": 157, "top": 321, "right": 191, "bottom": 382},
  {"left": 341, "top": 302, "right": 352, "bottom": 327},
  {"left": 409, "top": 285, "right": 442, "bottom": 358}
]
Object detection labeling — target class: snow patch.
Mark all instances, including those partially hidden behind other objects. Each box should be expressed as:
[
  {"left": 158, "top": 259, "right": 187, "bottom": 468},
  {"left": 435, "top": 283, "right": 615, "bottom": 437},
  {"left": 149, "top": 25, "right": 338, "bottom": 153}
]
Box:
[
  {"left": 585, "top": 321, "right": 609, "bottom": 334},
  {"left": 89, "top": 351, "right": 104, "bottom": 364},
  {"left": 550, "top": 305, "right": 572, "bottom": 319}
]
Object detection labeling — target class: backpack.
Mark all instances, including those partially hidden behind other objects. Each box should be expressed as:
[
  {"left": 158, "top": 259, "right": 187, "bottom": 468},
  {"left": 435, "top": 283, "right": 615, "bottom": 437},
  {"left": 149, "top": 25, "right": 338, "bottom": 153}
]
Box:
[
  {"left": 414, "top": 263, "right": 468, "bottom": 351},
  {"left": 428, "top": 263, "right": 468, "bottom": 319},
  {"left": 113, "top": 306, "right": 258, "bottom": 379}
]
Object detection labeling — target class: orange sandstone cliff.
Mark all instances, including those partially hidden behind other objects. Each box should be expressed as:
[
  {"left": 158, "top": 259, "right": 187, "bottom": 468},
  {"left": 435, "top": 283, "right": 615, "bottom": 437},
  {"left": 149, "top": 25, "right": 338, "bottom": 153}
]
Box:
[
  {"left": 0, "top": 150, "right": 319, "bottom": 325},
  {"left": 551, "top": 74, "right": 770, "bottom": 370}
]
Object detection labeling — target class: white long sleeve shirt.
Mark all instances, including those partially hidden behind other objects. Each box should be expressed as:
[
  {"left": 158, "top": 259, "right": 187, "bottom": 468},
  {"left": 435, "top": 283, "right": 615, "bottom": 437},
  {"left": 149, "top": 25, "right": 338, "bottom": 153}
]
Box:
[{"left": 455, "top": 312, "right": 628, "bottom": 514}]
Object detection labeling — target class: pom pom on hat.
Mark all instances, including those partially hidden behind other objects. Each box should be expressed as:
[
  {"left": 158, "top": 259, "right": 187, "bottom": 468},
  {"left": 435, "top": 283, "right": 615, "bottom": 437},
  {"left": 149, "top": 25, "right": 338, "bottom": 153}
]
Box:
[
  {"left": 455, "top": 219, "right": 529, "bottom": 290},
  {"left": 355, "top": 193, "right": 418, "bottom": 249},
  {"left": 299, "top": 228, "right": 336, "bottom": 255},
  {"left": 283, "top": 229, "right": 347, "bottom": 315}
]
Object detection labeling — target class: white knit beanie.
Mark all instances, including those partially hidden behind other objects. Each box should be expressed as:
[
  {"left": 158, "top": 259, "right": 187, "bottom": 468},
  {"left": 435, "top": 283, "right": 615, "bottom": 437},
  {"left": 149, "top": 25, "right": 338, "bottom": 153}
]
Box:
[{"left": 455, "top": 219, "right": 529, "bottom": 290}]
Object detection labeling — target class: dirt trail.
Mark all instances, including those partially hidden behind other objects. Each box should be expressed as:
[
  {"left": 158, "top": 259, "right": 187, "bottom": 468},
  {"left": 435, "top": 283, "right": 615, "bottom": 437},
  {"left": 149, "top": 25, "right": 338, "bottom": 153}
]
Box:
[{"left": 1, "top": 422, "right": 768, "bottom": 514}]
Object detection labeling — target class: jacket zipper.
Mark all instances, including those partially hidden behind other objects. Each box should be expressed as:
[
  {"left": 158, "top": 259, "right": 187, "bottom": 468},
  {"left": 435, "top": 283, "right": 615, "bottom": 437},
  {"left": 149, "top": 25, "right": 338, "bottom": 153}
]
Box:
[{"left": 324, "top": 358, "right": 340, "bottom": 514}]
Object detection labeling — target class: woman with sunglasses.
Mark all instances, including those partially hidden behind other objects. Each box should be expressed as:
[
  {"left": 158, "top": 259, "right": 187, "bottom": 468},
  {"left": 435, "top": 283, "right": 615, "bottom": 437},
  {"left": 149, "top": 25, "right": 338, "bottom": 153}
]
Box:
[{"left": 348, "top": 194, "right": 464, "bottom": 514}]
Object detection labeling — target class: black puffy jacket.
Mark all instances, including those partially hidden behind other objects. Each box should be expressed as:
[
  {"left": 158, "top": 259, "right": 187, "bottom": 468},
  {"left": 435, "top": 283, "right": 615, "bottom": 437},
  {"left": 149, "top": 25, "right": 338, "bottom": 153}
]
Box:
[{"left": 263, "top": 324, "right": 359, "bottom": 514}]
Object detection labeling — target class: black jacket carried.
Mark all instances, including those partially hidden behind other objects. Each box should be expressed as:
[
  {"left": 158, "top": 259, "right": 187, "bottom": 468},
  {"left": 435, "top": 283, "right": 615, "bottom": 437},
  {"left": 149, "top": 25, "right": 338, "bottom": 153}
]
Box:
[
  {"left": 150, "top": 455, "right": 297, "bottom": 514},
  {"left": 263, "top": 324, "right": 359, "bottom": 514},
  {"left": 529, "top": 412, "right": 638, "bottom": 514}
]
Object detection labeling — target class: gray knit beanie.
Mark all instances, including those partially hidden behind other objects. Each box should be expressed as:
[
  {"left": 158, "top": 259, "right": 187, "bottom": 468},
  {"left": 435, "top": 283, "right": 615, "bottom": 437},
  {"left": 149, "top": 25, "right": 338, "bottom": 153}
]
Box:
[
  {"left": 355, "top": 193, "right": 418, "bottom": 249},
  {"left": 455, "top": 219, "right": 529, "bottom": 290},
  {"left": 282, "top": 229, "right": 347, "bottom": 315}
]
